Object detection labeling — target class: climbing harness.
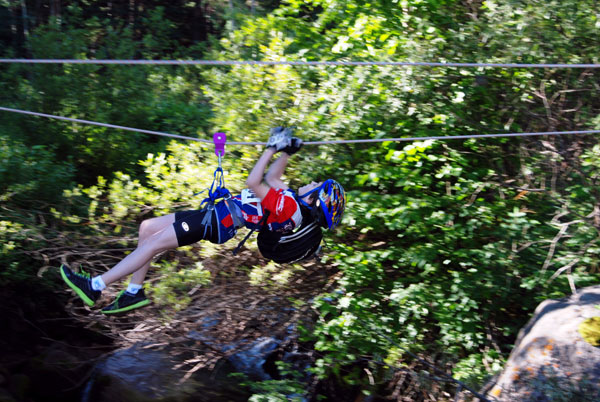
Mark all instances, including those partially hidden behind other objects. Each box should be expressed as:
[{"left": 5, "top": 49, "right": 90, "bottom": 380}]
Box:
[
  {"left": 195, "top": 133, "right": 242, "bottom": 244},
  {"left": 200, "top": 130, "right": 322, "bottom": 257}
]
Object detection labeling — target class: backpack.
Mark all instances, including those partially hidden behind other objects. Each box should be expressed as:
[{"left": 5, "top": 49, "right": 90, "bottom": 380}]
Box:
[{"left": 257, "top": 219, "right": 323, "bottom": 264}]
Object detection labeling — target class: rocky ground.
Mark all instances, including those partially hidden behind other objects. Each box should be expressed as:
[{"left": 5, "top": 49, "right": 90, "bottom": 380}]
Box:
[{"left": 0, "top": 240, "right": 341, "bottom": 402}]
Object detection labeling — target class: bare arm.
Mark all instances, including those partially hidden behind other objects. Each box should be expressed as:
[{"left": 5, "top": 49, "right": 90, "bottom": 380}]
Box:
[
  {"left": 264, "top": 153, "right": 290, "bottom": 190},
  {"left": 246, "top": 148, "right": 277, "bottom": 201}
]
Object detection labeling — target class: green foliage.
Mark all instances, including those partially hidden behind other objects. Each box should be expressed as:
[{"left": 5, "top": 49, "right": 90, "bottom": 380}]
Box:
[
  {"left": 232, "top": 362, "right": 306, "bottom": 402},
  {"left": 1, "top": 13, "right": 214, "bottom": 186},
  {"left": 0, "top": 135, "right": 75, "bottom": 287},
  {"left": 0, "top": 135, "right": 74, "bottom": 206},
  {"left": 76, "top": 140, "right": 248, "bottom": 223},
  {"left": 453, "top": 352, "right": 503, "bottom": 388},
  {"left": 2, "top": 0, "right": 600, "bottom": 399},
  {"left": 200, "top": 0, "right": 600, "bottom": 396},
  {"left": 151, "top": 260, "right": 212, "bottom": 312},
  {"left": 249, "top": 261, "right": 303, "bottom": 288},
  {"left": 0, "top": 220, "right": 30, "bottom": 285}
]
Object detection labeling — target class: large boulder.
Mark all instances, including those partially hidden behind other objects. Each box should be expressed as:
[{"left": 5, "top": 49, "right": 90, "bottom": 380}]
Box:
[
  {"left": 84, "top": 342, "right": 251, "bottom": 402},
  {"left": 83, "top": 334, "right": 310, "bottom": 402},
  {"left": 487, "top": 285, "right": 600, "bottom": 401}
]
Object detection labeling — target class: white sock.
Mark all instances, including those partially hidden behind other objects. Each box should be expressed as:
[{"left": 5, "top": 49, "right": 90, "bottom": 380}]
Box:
[
  {"left": 91, "top": 276, "right": 106, "bottom": 291},
  {"left": 126, "top": 283, "right": 143, "bottom": 295}
]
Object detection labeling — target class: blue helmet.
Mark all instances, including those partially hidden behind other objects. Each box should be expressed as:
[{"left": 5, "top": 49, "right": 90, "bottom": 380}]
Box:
[{"left": 298, "top": 179, "right": 346, "bottom": 230}]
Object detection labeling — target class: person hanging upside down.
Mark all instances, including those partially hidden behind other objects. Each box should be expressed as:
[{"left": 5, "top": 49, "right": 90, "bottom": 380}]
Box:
[{"left": 60, "top": 127, "right": 346, "bottom": 314}]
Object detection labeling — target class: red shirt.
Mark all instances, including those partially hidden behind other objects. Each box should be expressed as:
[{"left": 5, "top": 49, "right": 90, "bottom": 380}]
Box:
[{"left": 232, "top": 188, "right": 302, "bottom": 234}]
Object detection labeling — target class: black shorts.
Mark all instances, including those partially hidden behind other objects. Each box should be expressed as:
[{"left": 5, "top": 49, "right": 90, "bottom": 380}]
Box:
[{"left": 173, "top": 209, "right": 219, "bottom": 246}]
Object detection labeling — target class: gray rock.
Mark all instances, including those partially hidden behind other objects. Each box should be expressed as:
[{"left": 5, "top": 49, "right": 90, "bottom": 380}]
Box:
[
  {"left": 85, "top": 344, "right": 184, "bottom": 402},
  {"left": 487, "top": 285, "right": 600, "bottom": 401},
  {"left": 85, "top": 336, "right": 285, "bottom": 402},
  {"left": 227, "top": 337, "right": 280, "bottom": 380}
]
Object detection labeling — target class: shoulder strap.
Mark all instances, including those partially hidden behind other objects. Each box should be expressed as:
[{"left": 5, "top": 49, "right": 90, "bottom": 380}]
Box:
[
  {"left": 224, "top": 198, "right": 244, "bottom": 229},
  {"left": 232, "top": 210, "right": 271, "bottom": 256}
]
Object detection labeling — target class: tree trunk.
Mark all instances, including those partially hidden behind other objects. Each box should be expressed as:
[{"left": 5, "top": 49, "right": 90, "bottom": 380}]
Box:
[
  {"left": 8, "top": 3, "right": 19, "bottom": 52},
  {"left": 228, "top": 0, "right": 235, "bottom": 29},
  {"left": 128, "top": 0, "right": 135, "bottom": 27},
  {"left": 192, "top": 0, "right": 207, "bottom": 43},
  {"left": 49, "top": 0, "right": 61, "bottom": 25},
  {"left": 33, "top": 0, "right": 42, "bottom": 27},
  {"left": 19, "top": 0, "right": 29, "bottom": 39}
]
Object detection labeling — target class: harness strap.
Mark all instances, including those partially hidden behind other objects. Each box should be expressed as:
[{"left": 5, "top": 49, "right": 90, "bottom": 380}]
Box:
[
  {"left": 224, "top": 198, "right": 244, "bottom": 229},
  {"left": 232, "top": 210, "right": 271, "bottom": 256},
  {"left": 200, "top": 203, "right": 215, "bottom": 240}
]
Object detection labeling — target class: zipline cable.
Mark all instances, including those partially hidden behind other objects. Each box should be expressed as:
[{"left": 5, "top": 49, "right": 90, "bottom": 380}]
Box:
[
  {"left": 2, "top": 106, "right": 599, "bottom": 145},
  {"left": 0, "top": 106, "right": 213, "bottom": 143},
  {"left": 1, "top": 58, "right": 600, "bottom": 68}
]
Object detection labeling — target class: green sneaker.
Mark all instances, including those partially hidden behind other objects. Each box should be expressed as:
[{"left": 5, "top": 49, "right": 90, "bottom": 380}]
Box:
[
  {"left": 60, "top": 264, "right": 101, "bottom": 307},
  {"left": 101, "top": 289, "right": 150, "bottom": 314}
]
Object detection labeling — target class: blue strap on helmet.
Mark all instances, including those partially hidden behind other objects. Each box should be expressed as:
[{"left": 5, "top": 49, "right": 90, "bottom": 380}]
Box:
[
  {"left": 297, "top": 185, "right": 321, "bottom": 207},
  {"left": 297, "top": 179, "right": 346, "bottom": 230}
]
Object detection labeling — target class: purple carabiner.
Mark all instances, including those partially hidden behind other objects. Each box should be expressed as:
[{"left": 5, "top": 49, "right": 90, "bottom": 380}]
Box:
[{"left": 213, "top": 132, "right": 226, "bottom": 157}]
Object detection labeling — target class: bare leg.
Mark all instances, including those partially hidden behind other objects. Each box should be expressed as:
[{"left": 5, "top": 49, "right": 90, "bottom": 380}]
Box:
[
  {"left": 130, "top": 214, "right": 177, "bottom": 285},
  {"left": 100, "top": 214, "right": 178, "bottom": 286}
]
